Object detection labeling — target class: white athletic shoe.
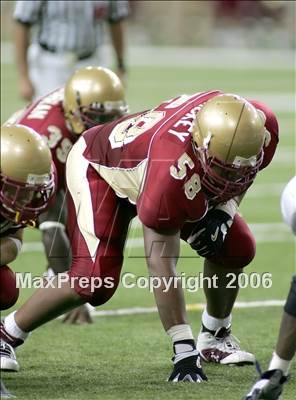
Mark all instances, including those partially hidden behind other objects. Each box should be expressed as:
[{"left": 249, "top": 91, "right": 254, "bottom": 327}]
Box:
[
  {"left": 0, "top": 340, "right": 19, "bottom": 372},
  {"left": 196, "top": 325, "right": 255, "bottom": 366},
  {"left": 243, "top": 369, "right": 288, "bottom": 400}
]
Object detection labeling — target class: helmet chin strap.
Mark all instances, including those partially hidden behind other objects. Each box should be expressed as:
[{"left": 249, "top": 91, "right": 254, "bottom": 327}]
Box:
[
  {"left": 14, "top": 211, "right": 21, "bottom": 223},
  {"left": 14, "top": 211, "right": 36, "bottom": 228},
  {"left": 25, "top": 220, "right": 36, "bottom": 228}
]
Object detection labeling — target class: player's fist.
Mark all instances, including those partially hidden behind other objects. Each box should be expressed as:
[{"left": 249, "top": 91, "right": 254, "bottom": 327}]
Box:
[
  {"left": 188, "top": 209, "right": 233, "bottom": 257},
  {"left": 0, "top": 265, "right": 19, "bottom": 310},
  {"left": 168, "top": 350, "right": 208, "bottom": 382},
  {"left": 62, "top": 304, "right": 93, "bottom": 325}
]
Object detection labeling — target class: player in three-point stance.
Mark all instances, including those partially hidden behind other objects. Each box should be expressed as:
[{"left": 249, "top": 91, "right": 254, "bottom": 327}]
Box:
[
  {"left": 4, "top": 66, "right": 128, "bottom": 324},
  {"left": 1, "top": 91, "right": 279, "bottom": 382},
  {"left": 0, "top": 124, "right": 55, "bottom": 396}
]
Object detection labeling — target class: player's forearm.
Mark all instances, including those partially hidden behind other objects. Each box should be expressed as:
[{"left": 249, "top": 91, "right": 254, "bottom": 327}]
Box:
[
  {"left": 151, "top": 267, "right": 188, "bottom": 331},
  {"left": 14, "top": 22, "right": 31, "bottom": 79},
  {"left": 40, "top": 227, "right": 71, "bottom": 274},
  {"left": 143, "top": 226, "right": 188, "bottom": 330},
  {"left": 109, "top": 21, "right": 126, "bottom": 71}
]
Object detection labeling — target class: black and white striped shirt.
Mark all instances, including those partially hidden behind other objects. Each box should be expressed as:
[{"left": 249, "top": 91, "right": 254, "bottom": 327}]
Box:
[{"left": 13, "top": 1, "right": 129, "bottom": 56}]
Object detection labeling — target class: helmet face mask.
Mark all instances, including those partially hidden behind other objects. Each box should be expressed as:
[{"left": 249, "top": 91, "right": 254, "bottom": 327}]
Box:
[
  {"left": 0, "top": 172, "right": 55, "bottom": 224},
  {"left": 1, "top": 124, "right": 55, "bottom": 225},
  {"left": 195, "top": 143, "right": 263, "bottom": 202},
  {"left": 63, "top": 66, "right": 128, "bottom": 134},
  {"left": 192, "top": 94, "right": 266, "bottom": 203},
  {"left": 65, "top": 99, "right": 127, "bottom": 133}
]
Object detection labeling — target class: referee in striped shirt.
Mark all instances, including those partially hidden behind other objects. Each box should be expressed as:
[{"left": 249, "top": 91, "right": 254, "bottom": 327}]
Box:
[{"left": 13, "top": 1, "right": 129, "bottom": 101}]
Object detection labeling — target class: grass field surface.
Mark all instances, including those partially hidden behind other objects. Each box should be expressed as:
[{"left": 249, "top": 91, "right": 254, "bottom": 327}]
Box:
[{"left": 1, "top": 47, "right": 295, "bottom": 399}]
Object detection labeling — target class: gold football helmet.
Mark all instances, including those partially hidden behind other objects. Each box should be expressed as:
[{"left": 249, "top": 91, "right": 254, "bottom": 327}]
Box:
[
  {"left": 0, "top": 124, "right": 55, "bottom": 224},
  {"left": 192, "top": 94, "right": 266, "bottom": 202},
  {"left": 63, "top": 66, "right": 128, "bottom": 134}
]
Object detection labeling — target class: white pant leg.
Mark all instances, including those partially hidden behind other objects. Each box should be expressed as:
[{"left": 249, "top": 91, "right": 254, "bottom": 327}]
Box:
[
  {"left": 28, "top": 44, "right": 103, "bottom": 100},
  {"left": 281, "top": 175, "right": 296, "bottom": 235},
  {"left": 66, "top": 136, "right": 99, "bottom": 260}
]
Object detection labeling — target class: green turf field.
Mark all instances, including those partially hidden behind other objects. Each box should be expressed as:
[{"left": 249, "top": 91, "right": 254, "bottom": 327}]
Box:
[{"left": 1, "top": 56, "right": 295, "bottom": 399}]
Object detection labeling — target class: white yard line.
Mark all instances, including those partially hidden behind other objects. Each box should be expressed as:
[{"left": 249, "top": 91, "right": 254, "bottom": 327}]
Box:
[
  {"left": 22, "top": 222, "right": 293, "bottom": 254},
  {"left": 81, "top": 300, "right": 286, "bottom": 318},
  {"left": 2, "top": 44, "right": 294, "bottom": 113},
  {"left": 1, "top": 44, "right": 294, "bottom": 69},
  {"left": 246, "top": 183, "right": 286, "bottom": 198}
]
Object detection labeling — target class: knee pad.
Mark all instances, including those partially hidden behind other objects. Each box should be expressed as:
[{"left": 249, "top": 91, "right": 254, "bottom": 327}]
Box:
[
  {"left": 69, "top": 251, "right": 123, "bottom": 307},
  {"left": 0, "top": 265, "right": 19, "bottom": 310},
  {"left": 88, "top": 283, "right": 119, "bottom": 307},
  {"left": 221, "top": 214, "right": 256, "bottom": 269},
  {"left": 211, "top": 228, "right": 256, "bottom": 269},
  {"left": 284, "top": 275, "right": 296, "bottom": 317},
  {"left": 70, "top": 274, "right": 120, "bottom": 307}
]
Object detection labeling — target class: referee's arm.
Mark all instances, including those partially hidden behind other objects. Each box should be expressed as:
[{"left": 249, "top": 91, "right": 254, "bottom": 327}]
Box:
[
  {"left": 13, "top": 1, "right": 42, "bottom": 101},
  {"left": 108, "top": 0, "right": 129, "bottom": 82},
  {"left": 14, "top": 21, "right": 34, "bottom": 101},
  {"left": 109, "top": 21, "right": 126, "bottom": 80}
]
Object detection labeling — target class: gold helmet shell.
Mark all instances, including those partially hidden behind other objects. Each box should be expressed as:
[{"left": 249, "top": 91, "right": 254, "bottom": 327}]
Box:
[
  {"left": 192, "top": 94, "right": 266, "bottom": 201},
  {"left": 63, "top": 66, "right": 128, "bottom": 134},
  {"left": 0, "top": 124, "right": 55, "bottom": 224}
]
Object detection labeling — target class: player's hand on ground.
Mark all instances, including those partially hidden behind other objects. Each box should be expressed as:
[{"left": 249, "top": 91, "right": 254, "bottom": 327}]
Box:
[
  {"left": 62, "top": 304, "right": 93, "bottom": 325},
  {"left": 188, "top": 208, "right": 233, "bottom": 257},
  {"left": 243, "top": 369, "right": 287, "bottom": 400},
  {"left": 168, "top": 350, "right": 208, "bottom": 382}
]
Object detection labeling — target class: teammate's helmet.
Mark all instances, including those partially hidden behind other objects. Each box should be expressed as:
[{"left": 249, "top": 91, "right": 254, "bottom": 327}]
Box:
[
  {"left": 192, "top": 94, "right": 266, "bottom": 202},
  {"left": 0, "top": 124, "right": 55, "bottom": 224},
  {"left": 63, "top": 66, "right": 128, "bottom": 134}
]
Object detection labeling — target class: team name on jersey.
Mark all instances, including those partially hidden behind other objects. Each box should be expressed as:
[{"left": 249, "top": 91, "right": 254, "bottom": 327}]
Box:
[
  {"left": 27, "top": 88, "right": 64, "bottom": 120},
  {"left": 168, "top": 104, "right": 203, "bottom": 143}
]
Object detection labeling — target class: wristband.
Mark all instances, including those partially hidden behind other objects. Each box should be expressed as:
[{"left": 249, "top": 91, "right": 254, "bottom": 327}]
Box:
[{"left": 215, "top": 198, "right": 238, "bottom": 219}]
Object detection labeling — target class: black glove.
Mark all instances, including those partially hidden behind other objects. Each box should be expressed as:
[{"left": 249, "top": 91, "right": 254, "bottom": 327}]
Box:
[
  {"left": 187, "top": 208, "right": 233, "bottom": 257},
  {"left": 168, "top": 350, "right": 208, "bottom": 382}
]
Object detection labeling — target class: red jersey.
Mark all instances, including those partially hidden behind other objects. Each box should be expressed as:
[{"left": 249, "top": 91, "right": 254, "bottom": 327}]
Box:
[
  {"left": 81, "top": 91, "right": 279, "bottom": 231},
  {"left": 13, "top": 88, "right": 76, "bottom": 190}
]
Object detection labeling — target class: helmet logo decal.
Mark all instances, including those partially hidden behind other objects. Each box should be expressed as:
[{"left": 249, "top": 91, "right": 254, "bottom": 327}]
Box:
[
  {"left": 27, "top": 173, "right": 51, "bottom": 185},
  {"left": 233, "top": 155, "right": 257, "bottom": 167}
]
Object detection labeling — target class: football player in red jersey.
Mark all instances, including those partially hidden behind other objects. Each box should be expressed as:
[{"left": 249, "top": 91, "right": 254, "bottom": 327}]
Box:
[
  {"left": 0, "top": 92, "right": 278, "bottom": 382},
  {"left": 0, "top": 124, "right": 55, "bottom": 396},
  {"left": 5, "top": 66, "right": 128, "bottom": 324}
]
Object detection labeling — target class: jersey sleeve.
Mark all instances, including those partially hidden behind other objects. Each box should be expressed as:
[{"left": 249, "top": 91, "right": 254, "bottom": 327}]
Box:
[
  {"left": 17, "top": 100, "right": 74, "bottom": 191},
  {"left": 137, "top": 160, "right": 186, "bottom": 231},
  {"left": 13, "top": 1, "right": 43, "bottom": 25},
  {"left": 137, "top": 139, "right": 207, "bottom": 231},
  {"left": 250, "top": 99, "right": 279, "bottom": 170}
]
